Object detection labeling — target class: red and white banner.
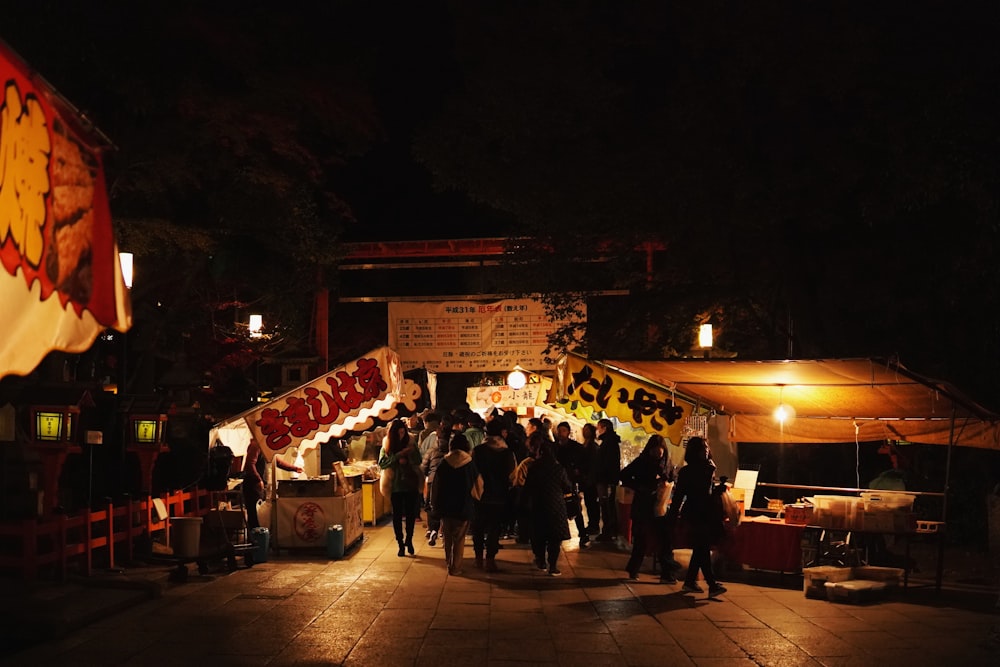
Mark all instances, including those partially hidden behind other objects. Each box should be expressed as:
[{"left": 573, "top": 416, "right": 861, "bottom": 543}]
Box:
[
  {"left": 0, "top": 41, "right": 130, "bottom": 378},
  {"left": 211, "top": 347, "right": 404, "bottom": 462}
]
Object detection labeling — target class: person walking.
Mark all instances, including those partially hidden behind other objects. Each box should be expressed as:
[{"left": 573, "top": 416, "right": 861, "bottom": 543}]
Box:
[
  {"left": 471, "top": 433, "right": 516, "bottom": 571},
  {"left": 595, "top": 418, "right": 622, "bottom": 542},
  {"left": 432, "top": 433, "right": 482, "bottom": 576},
  {"left": 620, "top": 434, "right": 676, "bottom": 582},
  {"left": 421, "top": 416, "right": 453, "bottom": 546},
  {"left": 580, "top": 423, "right": 601, "bottom": 537},
  {"left": 379, "top": 419, "right": 424, "bottom": 557},
  {"left": 555, "top": 421, "right": 590, "bottom": 549},
  {"left": 523, "top": 432, "right": 573, "bottom": 576},
  {"left": 669, "top": 436, "right": 727, "bottom": 597}
]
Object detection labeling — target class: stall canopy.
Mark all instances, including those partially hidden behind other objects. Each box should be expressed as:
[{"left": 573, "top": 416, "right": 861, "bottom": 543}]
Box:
[
  {"left": 210, "top": 346, "right": 404, "bottom": 461},
  {"left": 555, "top": 354, "right": 1000, "bottom": 450},
  {"left": 0, "top": 40, "right": 131, "bottom": 379}
]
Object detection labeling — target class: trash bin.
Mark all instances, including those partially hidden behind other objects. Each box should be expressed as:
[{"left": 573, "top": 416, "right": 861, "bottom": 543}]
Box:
[
  {"left": 251, "top": 527, "right": 270, "bottom": 563},
  {"left": 171, "top": 517, "right": 203, "bottom": 558},
  {"left": 327, "top": 524, "right": 345, "bottom": 559}
]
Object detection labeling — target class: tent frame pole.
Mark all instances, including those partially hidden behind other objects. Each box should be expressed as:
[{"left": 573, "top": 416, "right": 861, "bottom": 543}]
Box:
[{"left": 935, "top": 404, "right": 956, "bottom": 593}]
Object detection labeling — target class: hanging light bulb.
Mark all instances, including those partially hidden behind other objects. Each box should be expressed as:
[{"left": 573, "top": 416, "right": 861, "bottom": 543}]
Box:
[
  {"left": 773, "top": 385, "right": 795, "bottom": 423},
  {"left": 507, "top": 365, "right": 527, "bottom": 389}
]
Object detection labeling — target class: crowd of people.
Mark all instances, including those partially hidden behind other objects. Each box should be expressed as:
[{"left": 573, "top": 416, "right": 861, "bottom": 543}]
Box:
[{"left": 372, "top": 407, "right": 731, "bottom": 597}]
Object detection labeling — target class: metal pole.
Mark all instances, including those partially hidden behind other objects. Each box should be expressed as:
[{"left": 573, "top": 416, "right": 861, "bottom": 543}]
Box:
[{"left": 936, "top": 404, "right": 957, "bottom": 593}]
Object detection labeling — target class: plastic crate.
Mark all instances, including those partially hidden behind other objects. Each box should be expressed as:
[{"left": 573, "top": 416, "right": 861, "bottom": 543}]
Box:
[{"left": 916, "top": 520, "right": 944, "bottom": 533}]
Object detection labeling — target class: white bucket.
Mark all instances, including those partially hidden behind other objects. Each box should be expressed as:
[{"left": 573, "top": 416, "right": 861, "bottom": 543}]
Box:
[{"left": 171, "top": 517, "right": 203, "bottom": 558}]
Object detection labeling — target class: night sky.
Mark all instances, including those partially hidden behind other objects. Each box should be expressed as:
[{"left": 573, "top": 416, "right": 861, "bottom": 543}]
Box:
[{"left": 5, "top": 1, "right": 1000, "bottom": 407}]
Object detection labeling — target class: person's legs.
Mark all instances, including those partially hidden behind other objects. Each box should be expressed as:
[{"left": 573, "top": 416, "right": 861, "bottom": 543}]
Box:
[
  {"left": 546, "top": 540, "right": 562, "bottom": 575},
  {"left": 450, "top": 519, "right": 470, "bottom": 574},
  {"left": 403, "top": 491, "right": 419, "bottom": 553},
  {"left": 441, "top": 517, "right": 456, "bottom": 570},
  {"left": 483, "top": 503, "right": 503, "bottom": 559},
  {"left": 597, "top": 483, "right": 618, "bottom": 538},
  {"left": 625, "top": 518, "right": 649, "bottom": 578},
  {"left": 530, "top": 536, "right": 547, "bottom": 569},
  {"left": 471, "top": 503, "right": 485, "bottom": 566},
  {"left": 243, "top": 488, "right": 261, "bottom": 531},
  {"left": 583, "top": 484, "right": 600, "bottom": 534},
  {"left": 390, "top": 492, "right": 406, "bottom": 555},
  {"left": 655, "top": 516, "right": 678, "bottom": 582},
  {"left": 574, "top": 509, "right": 589, "bottom": 547}
]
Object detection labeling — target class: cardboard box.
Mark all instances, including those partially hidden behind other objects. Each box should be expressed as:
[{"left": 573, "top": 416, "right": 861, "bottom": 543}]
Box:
[{"left": 784, "top": 504, "right": 813, "bottom": 525}]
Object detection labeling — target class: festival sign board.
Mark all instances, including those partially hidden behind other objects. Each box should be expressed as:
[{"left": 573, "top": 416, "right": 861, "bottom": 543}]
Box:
[
  {"left": 388, "top": 298, "right": 584, "bottom": 372},
  {"left": 210, "top": 347, "right": 404, "bottom": 461}
]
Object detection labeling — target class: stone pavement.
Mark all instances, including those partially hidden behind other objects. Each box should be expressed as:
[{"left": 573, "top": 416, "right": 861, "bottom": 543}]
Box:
[{"left": 3, "top": 520, "right": 999, "bottom": 667}]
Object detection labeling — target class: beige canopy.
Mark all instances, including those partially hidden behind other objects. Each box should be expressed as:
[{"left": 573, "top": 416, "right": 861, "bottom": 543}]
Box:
[{"left": 562, "top": 356, "right": 1000, "bottom": 449}]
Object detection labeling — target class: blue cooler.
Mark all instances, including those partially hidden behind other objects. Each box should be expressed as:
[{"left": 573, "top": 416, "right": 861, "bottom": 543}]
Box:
[
  {"left": 327, "top": 524, "right": 345, "bottom": 559},
  {"left": 251, "top": 527, "right": 270, "bottom": 563}
]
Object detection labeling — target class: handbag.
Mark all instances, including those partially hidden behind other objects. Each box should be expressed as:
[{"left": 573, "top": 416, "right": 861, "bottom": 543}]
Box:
[
  {"left": 379, "top": 466, "right": 394, "bottom": 496},
  {"left": 653, "top": 481, "right": 673, "bottom": 517}
]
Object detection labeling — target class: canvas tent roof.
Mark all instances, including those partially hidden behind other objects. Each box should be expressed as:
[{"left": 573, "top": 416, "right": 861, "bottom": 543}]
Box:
[{"left": 575, "top": 356, "right": 1000, "bottom": 449}]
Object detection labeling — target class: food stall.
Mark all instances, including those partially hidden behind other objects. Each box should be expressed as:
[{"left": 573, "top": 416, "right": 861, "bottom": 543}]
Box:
[
  {"left": 554, "top": 354, "right": 1000, "bottom": 590},
  {"left": 209, "top": 347, "right": 404, "bottom": 552}
]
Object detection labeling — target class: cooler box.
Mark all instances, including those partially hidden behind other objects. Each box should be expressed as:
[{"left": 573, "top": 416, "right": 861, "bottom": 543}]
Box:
[
  {"left": 824, "top": 579, "right": 887, "bottom": 604},
  {"left": 327, "top": 524, "right": 345, "bottom": 559},
  {"left": 251, "top": 527, "right": 270, "bottom": 563}
]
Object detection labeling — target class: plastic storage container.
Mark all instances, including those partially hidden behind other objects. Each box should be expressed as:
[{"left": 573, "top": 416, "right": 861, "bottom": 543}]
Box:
[
  {"left": 861, "top": 492, "right": 915, "bottom": 512},
  {"left": 251, "top": 527, "right": 270, "bottom": 563},
  {"left": 327, "top": 524, "right": 345, "bottom": 559},
  {"left": 809, "top": 496, "right": 861, "bottom": 529},
  {"left": 824, "top": 579, "right": 887, "bottom": 603},
  {"left": 170, "top": 517, "right": 203, "bottom": 558}
]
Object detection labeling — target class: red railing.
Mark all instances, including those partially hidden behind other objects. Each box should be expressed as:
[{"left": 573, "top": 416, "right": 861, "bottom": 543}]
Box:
[{"left": 0, "top": 487, "right": 215, "bottom": 580}]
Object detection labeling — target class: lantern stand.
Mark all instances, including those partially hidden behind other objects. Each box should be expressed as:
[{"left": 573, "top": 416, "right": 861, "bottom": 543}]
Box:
[
  {"left": 30, "top": 404, "right": 82, "bottom": 515},
  {"left": 125, "top": 410, "right": 169, "bottom": 495}
]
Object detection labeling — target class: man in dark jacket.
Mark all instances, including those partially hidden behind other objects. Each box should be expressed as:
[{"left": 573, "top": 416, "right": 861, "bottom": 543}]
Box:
[
  {"left": 433, "top": 434, "right": 482, "bottom": 576},
  {"left": 471, "top": 434, "right": 516, "bottom": 571},
  {"left": 594, "top": 418, "right": 622, "bottom": 542},
  {"left": 555, "top": 421, "right": 590, "bottom": 548}
]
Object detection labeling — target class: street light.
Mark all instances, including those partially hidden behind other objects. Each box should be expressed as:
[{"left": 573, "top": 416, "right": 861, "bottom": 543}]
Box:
[
  {"left": 249, "top": 314, "right": 263, "bottom": 338},
  {"left": 507, "top": 365, "right": 527, "bottom": 390}
]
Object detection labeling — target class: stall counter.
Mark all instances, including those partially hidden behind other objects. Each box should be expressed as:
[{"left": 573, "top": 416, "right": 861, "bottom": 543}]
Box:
[{"left": 276, "top": 478, "right": 363, "bottom": 550}]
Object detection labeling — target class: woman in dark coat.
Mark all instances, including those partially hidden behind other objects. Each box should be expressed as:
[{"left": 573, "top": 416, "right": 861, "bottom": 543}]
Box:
[
  {"left": 523, "top": 432, "right": 573, "bottom": 576},
  {"left": 668, "top": 436, "right": 726, "bottom": 597},
  {"left": 620, "top": 434, "right": 673, "bottom": 581},
  {"left": 378, "top": 419, "right": 423, "bottom": 557}
]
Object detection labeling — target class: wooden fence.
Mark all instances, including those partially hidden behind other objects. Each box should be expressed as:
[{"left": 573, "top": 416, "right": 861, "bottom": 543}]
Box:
[{"left": 0, "top": 487, "right": 216, "bottom": 580}]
